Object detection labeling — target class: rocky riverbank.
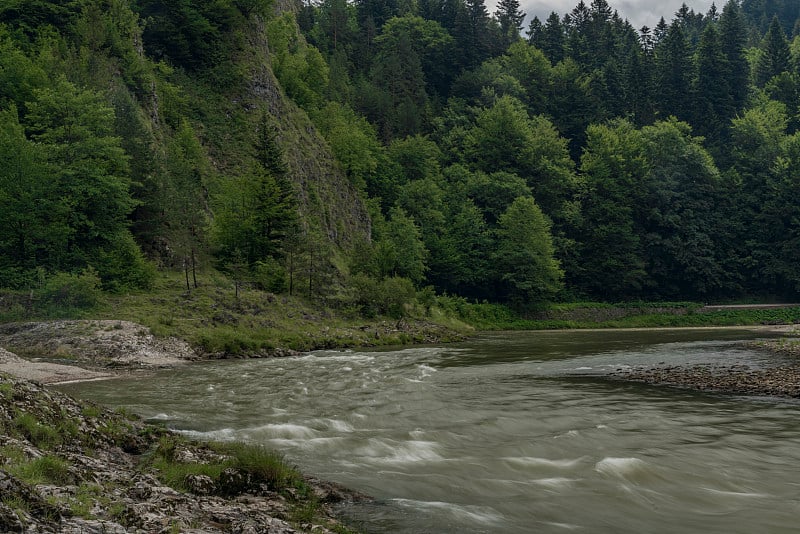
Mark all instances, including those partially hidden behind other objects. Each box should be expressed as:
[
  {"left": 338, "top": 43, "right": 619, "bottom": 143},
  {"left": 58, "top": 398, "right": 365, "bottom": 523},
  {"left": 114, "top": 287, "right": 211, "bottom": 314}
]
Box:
[
  {"left": 606, "top": 330, "right": 800, "bottom": 398},
  {"left": 0, "top": 373, "right": 366, "bottom": 533}
]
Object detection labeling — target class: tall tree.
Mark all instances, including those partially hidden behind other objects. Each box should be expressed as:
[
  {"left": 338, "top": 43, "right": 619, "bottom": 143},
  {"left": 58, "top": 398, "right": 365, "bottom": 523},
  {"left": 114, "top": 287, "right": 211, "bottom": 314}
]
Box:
[
  {"left": 540, "top": 12, "right": 565, "bottom": 64},
  {"left": 756, "top": 15, "right": 791, "bottom": 86},
  {"left": 494, "top": 0, "right": 525, "bottom": 50},
  {"left": 655, "top": 23, "right": 692, "bottom": 121},
  {"left": 492, "top": 196, "right": 563, "bottom": 307},
  {"left": 453, "top": 0, "right": 493, "bottom": 69},
  {"left": 576, "top": 119, "right": 648, "bottom": 298},
  {"left": 719, "top": 0, "right": 750, "bottom": 114},
  {"left": 692, "top": 24, "right": 732, "bottom": 144},
  {"left": 639, "top": 119, "right": 726, "bottom": 297}
]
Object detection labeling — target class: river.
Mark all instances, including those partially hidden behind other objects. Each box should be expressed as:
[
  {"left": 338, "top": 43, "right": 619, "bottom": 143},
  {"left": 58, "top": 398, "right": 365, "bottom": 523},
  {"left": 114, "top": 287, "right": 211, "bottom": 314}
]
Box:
[{"left": 58, "top": 328, "right": 800, "bottom": 533}]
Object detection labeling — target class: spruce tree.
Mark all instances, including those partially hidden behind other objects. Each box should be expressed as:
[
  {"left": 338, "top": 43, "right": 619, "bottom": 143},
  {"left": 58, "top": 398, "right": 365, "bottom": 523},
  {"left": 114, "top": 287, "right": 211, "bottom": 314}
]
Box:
[
  {"left": 655, "top": 23, "right": 692, "bottom": 121},
  {"left": 541, "top": 12, "right": 565, "bottom": 64},
  {"left": 756, "top": 16, "right": 791, "bottom": 86},
  {"left": 526, "top": 15, "right": 542, "bottom": 45},
  {"left": 719, "top": 0, "right": 750, "bottom": 114},
  {"left": 693, "top": 24, "right": 732, "bottom": 144},
  {"left": 494, "top": 0, "right": 525, "bottom": 49}
]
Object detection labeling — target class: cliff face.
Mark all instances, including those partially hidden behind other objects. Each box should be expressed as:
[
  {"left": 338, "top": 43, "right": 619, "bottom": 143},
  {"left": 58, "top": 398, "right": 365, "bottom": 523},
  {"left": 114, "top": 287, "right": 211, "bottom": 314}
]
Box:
[{"left": 246, "top": 18, "right": 371, "bottom": 247}]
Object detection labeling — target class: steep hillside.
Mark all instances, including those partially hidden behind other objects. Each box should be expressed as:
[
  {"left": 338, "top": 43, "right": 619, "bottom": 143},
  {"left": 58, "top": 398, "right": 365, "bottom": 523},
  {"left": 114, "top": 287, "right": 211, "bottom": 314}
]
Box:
[{"left": 245, "top": 16, "right": 371, "bottom": 247}]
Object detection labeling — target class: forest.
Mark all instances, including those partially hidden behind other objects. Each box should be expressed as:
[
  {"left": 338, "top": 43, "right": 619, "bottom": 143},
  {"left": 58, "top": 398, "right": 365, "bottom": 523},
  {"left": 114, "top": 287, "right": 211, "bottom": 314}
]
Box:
[{"left": 1, "top": 0, "right": 800, "bottom": 315}]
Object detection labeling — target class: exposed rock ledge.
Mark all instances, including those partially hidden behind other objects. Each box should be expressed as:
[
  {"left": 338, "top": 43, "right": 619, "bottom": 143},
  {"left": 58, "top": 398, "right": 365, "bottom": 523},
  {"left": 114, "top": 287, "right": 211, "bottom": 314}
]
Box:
[{"left": 0, "top": 320, "right": 199, "bottom": 384}]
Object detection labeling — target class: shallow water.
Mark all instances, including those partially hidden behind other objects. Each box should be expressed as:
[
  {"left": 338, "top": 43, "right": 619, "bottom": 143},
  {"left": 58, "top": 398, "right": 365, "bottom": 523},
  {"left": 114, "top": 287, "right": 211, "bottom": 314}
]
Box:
[{"left": 59, "top": 329, "right": 800, "bottom": 533}]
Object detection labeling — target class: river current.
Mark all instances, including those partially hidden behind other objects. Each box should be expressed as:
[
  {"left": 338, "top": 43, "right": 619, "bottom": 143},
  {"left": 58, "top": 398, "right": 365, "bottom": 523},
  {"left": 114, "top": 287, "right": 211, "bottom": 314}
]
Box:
[{"left": 59, "top": 329, "right": 800, "bottom": 533}]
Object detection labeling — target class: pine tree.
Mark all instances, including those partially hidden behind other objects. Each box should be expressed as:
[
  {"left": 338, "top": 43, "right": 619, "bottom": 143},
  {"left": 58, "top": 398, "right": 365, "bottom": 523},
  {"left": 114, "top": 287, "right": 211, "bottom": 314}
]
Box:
[
  {"left": 653, "top": 16, "right": 668, "bottom": 44},
  {"left": 719, "top": 0, "right": 750, "bottom": 114},
  {"left": 756, "top": 16, "right": 791, "bottom": 86},
  {"left": 693, "top": 24, "right": 732, "bottom": 143},
  {"left": 540, "top": 12, "right": 565, "bottom": 64},
  {"left": 526, "top": 15, "right": 542, "bottom": 45},
  {"left": 494, "top": 0, "right": 525, "bottom": 50},
  {"left": 655, "top": 23, "right": 692, "bottom": 121},
  {"left": 567, "top": 1, "right": 591, "bottom": 68}
]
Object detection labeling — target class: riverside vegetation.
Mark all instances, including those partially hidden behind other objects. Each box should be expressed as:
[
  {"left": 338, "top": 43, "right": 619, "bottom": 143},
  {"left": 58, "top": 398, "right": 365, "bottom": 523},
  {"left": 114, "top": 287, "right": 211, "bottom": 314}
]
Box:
[
  {"left": 3, "top": 0, "right": 800, "bottom": 320},
  {"left": 3, "top": 0, "right": 800, "bottom": 531}
]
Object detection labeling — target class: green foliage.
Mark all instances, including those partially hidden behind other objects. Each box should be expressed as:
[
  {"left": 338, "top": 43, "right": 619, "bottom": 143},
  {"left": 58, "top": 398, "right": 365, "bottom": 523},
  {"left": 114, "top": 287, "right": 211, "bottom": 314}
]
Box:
[
  {"left": 267, "top": 13, "right": 329, "bottom": 109},
  {"left": 39, "top": 270, "right": 103, "bottom": 311},
  {"left": 493, "top": 196, "right": 563, "bottom": 307},
  {"left": 4, "top": 0, "right": 800, "bottom": 312},
  {"left": 311, "top": 102, "right": 382, "bottom": 191},
  {"left": 211, "top": 117, "right": 297, "bottom": 274},
  {"left": 226, "top": 442, "right": 300, "bottom": 490},
  {"left": 9, "top": 455, "right": 72, "bottom": 485},
  {"left": 12, "top": 412, "right": 62, "bottom": 449},
  {"left": 136, "top": 0, "right": 246, "bottom": 72}
]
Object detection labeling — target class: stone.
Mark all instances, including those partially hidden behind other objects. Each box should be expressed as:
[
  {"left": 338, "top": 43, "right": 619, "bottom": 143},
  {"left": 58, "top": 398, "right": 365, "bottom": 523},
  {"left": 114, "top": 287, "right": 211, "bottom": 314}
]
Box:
[{"left": 185, "top": 474, "right": 216, "bottom": 495}]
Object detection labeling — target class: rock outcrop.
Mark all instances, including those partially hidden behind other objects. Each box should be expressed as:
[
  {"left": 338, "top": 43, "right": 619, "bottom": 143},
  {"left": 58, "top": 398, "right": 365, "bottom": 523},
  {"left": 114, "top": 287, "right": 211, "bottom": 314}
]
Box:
[{"left": 0, "top": 373, "right": 366, "bottom": 533}]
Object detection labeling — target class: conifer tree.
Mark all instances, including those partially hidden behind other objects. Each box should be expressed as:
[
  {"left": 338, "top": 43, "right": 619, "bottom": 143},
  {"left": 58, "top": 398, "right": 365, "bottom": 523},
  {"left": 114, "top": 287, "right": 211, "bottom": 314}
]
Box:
[
  {"left": 693, "top": 24, "right": 732, "bottom": 143},
  {"left": 719, "top": 0, "right": 750, "bottom": 114},
  {"left": 540, "top": 12, "right": 565, "bottom": 64},
  {"left": 494, "top": 0, "right": 525, "bottom": 50},
  {"left": 526, "top": 15, "right": 543, "bottom": 45},
  {"left": 756, "top": 16, "right": 791, "bottom": 86},
  {"left": 655, "top": 23, "right": 692, "bottom": 121}
]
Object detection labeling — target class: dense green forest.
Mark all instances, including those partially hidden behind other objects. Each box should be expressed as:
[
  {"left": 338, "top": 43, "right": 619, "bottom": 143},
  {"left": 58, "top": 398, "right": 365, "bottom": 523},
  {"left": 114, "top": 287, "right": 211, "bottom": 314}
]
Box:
[{"left": 2, "top": 0, "right": 800, "bottom": 315}]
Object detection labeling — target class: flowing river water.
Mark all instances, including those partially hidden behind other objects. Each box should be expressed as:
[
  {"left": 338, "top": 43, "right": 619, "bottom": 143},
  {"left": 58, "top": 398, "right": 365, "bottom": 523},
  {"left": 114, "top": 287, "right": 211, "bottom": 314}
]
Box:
[{"left": 59, "top": 329, "right": 800, "bottom": 533}]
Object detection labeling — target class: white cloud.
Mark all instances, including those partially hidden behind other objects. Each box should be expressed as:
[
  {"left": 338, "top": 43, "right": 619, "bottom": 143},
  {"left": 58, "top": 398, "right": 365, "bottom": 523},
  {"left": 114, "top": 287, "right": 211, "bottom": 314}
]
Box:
[{"left": 493, "top": 0, "right": 718, "bottom": 31}]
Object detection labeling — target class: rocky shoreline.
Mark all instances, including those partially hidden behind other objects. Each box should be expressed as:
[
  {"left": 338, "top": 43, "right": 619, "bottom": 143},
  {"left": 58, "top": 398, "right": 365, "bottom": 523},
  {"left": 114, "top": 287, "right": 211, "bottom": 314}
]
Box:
[
  {"left": 606, "top": 333, "right": 800, "bottom": 399},
  {"left": 0, "top": 373, "right": 367, "bottom": 533},
  {"left": 0, "top": 321, "right": 371, "bottom": 532}
]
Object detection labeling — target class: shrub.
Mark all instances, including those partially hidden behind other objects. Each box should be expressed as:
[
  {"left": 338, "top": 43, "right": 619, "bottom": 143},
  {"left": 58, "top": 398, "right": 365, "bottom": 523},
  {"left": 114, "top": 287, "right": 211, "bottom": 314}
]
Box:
[
  {"left": 226, "top": 443, "right": 299, "bottom": 490},
  {"left": 253, "top": 258, "right": 287, "bottom": 293},
  {"left": 39, "top": 269, "right": 103, "bottom": 310}
]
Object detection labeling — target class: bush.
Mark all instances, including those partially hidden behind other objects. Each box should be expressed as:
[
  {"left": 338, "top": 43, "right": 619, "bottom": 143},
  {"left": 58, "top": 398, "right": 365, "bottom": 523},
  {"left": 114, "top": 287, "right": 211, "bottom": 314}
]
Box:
[
  {"left": 91, "top": 231, "right": 155, "bottom": 292},
  {"left": 227, "top": 443, "right": 299, "bottom": 490},
  {"left": 380, "top": 276, "right": 415, "bottom": 319},
  {"left": 39, "top": 269, "right": 103, "bottom": 310},
  {"left": 253, "top": 258, "right": 287, "bottom": 293},
  {"left": 346, "top": 274, "right": 416, "bottom": 318}
]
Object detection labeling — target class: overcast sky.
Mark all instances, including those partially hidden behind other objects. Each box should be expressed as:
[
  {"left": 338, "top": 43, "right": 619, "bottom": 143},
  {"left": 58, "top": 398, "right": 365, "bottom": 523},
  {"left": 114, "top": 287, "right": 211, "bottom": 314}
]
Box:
[{"left": 505, "top": 0, "right": 718, "bottom": 31}]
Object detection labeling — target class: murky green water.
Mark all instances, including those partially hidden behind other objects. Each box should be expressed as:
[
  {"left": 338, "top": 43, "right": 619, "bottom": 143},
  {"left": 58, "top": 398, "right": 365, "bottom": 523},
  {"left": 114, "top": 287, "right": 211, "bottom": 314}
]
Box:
[{"left": 59, "top": 329, "right": 800, "bottom": 533}]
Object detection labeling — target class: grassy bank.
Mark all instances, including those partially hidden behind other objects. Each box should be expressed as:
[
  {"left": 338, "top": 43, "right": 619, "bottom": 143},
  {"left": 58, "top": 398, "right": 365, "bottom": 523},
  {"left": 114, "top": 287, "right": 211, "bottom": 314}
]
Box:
[
  {"left": 2, "top": 272, "right": 798, "bottom": 358},
  {"left": 0, "top": 271, "right": 472, "bottom": 356},
  {"left": 439, "top": 298, "right": 800, "bottom": 331}
]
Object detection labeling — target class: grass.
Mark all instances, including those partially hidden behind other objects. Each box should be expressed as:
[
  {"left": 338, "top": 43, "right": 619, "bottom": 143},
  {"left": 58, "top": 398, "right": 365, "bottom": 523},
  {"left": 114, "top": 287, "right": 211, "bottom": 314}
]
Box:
[
  {"left": 12, "top": 412, "right": 61, "bottom": 449},
  {"left": 146, "top": 435, "right": 303, "bottom": 494},
  {"left": 440, "top": 298, "right": 800, "bottom": 331},
  {"left": 8, "top": 455, "right": 72, "bottom": 485}
]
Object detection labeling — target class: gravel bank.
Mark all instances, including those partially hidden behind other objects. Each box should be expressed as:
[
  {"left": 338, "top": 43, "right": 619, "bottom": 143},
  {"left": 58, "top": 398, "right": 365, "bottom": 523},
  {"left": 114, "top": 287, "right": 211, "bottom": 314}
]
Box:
[{"left": 607, "top": 329, "right": 800, "bottom": 398}]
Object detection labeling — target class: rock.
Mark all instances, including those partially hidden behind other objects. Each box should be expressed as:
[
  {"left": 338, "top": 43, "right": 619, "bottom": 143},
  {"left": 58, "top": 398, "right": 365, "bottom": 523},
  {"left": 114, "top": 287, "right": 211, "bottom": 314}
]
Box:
[
  {"left": 0, "top": 365, "right": 365, "bottom": 534},
  {"left": 0, "top": 502, "right": 24, "bottom": 532},
  {"left": 218, "top": 467, "right": 252, "bottom": 496},
  {"left": 185, "top": 474, "right": 216, "bottom": 495}
]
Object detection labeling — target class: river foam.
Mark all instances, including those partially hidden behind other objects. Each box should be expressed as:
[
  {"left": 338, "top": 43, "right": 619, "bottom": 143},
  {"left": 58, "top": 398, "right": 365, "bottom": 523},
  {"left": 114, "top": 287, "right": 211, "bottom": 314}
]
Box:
[{"left": 391, "top": 498, "right": 503, "bottom": 525}]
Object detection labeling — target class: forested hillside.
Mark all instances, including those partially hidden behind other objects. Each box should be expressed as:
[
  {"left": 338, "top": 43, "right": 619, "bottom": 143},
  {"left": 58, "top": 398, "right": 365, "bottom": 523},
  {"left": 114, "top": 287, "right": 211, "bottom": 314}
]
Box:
[{"left": 1, "top": 0, "right": 800, "bottom": 315}]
